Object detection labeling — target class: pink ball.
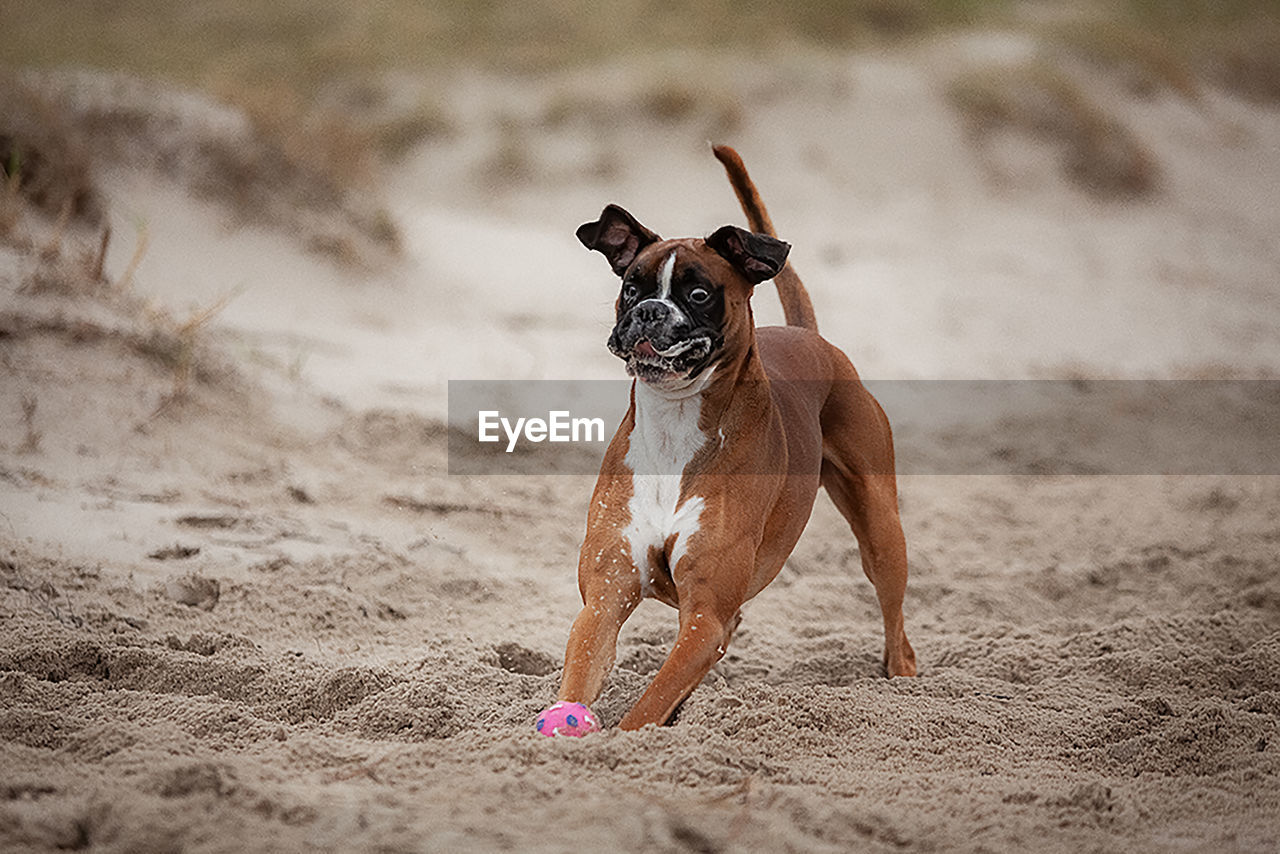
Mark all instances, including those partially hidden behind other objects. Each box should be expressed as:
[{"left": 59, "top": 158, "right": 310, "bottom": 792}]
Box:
[{"left": 535, "top": 701, "right": 600, "bottom": 737}]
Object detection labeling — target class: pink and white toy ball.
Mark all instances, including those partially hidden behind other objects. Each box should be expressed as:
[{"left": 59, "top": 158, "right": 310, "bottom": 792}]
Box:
[{"left": 535, "top": 701, "right": 600, "bottom": 737}]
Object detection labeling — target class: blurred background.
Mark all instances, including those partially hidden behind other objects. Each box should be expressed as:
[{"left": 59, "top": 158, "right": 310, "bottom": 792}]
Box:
[
  {"left": 7, "top": 1, "right": 1278, "bottom": 190},
  {"left": 4, "top": 0, "right": 1280, "bottom": 407}
]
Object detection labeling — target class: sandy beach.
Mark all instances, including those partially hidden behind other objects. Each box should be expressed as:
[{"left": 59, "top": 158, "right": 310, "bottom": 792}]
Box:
[{"left": 3, "top": 20, "right": 1280, "bottom": 852}]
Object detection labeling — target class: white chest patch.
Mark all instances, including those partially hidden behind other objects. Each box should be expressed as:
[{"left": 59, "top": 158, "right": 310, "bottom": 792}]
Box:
[{"left": 623, "top": 379, "right": 709, "bottom": 595}]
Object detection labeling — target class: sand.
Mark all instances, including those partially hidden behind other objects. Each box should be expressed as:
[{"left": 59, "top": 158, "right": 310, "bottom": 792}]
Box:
[{"left": 2, "top": 46, "right": 1279, "bottom": 853}]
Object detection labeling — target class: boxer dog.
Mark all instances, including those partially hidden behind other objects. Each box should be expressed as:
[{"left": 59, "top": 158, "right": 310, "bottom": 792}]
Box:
[{"left": 537, "top": 146, "right": 915, "bottom": 735}]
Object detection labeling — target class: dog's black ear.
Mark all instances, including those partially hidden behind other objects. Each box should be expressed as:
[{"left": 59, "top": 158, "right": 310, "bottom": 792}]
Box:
[
  {"left": 576, "top": 205, "right": 660, "bottom": 276},
  {"left": 706, "top": 225, "right": 790, "bottom": 285}
]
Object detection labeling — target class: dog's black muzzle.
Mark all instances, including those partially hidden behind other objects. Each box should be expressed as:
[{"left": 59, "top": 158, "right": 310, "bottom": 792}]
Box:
[{"left": 608, "top": 300, "right": 720, "bottom": 384}]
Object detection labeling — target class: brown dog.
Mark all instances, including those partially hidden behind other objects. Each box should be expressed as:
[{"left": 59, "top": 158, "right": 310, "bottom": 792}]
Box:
[{"left": 540, "top": 146, "right": 915, "bottom": 734}]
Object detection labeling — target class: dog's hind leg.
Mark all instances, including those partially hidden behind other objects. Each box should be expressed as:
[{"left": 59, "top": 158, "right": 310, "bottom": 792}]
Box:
[{"left": 818, "top": 380, "right": 917, "bottom": 678}]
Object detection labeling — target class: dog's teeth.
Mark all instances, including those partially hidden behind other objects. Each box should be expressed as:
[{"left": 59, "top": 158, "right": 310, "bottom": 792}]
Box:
[{"left": 655, "top": 340, "right": 693, "bottom": 357}]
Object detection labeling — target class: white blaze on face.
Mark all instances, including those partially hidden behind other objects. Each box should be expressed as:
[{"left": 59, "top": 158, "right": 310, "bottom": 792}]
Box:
[
  {"left": 623, "top": 377, "right": 708, "bottom": 597},
  {"left": 657, "top": 249, "right": 677, "bottom": 300},
  {"left": 632, "top": 250, "right": 686, "bottom": 328}
]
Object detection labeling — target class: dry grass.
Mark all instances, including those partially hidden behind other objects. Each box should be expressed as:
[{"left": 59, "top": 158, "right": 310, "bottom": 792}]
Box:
[
  {"left": 1049, "top": 21, "right": 1202, "bottom": 100},
  {"left": 12, "top": 73, "right": 403, "bottom": 266},
  {"left": 14, "top": 219, "right": 113, "bottom": 299},
  {"left": 3, "top": 0, "right": 1276, "bottom": 218},
  {"left": 113, "top": 222, "right": 149, "bottom": 295},
  {"left": 1044, "top": 0, "right": 1280, "bottom": 104},
  {"left": 4, "top": 182, "right": 240, "bottom": 416},
  {"left": 943, "top": 1, "right": 1277, "bottom": 198},
  {"left": 10, "top": 0, "right": 1272, "bottom": 103},
  {"left": 540, "top": 73, "right": 744, "bottom": 136},
  {"left": 367, "top": 103, "right": 457, "bottom": 159},
  {"left": 1199, "top": 25, "right": 1280, "bottom": 103},
  {"left": 0, "top": 81, "right": 104, "bottom": 227},
  {"left": 947, "top": 61, "right": 1160, "bottom": 199},
  {"left": 0, "top": 71, "right": 398, "bottom": 273},
  {"left": 2, "top": 1, "right": 1013, "bottom": 85},
  {"left": 0, "top": 167, "right": 21, "bottom": 238},
  {"left": 6, "top": 1, "right": 1274, "bottom": 227},
  {"left": 0, "top": 77, "right": 350, "bottom": 437},
  {"left": 4, "top": 1, "right": 1275, "bottom": 238},
  {"left": 220, "top": 84, "right": 380, "bottom": 193},
  {"left": 476, "top": 65, "right": 748, "bottom": 188},
  {"left": 18, "top": 394, "right": 42, "bottom": 455},
  {"left": 140, "top": 289, "right": 242, "bottom": 410},
  {"left": 0, "top": 1, "right": 1013, "bottom": 191}
]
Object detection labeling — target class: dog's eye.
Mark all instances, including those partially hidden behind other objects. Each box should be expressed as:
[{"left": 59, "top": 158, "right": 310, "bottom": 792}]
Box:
[
  {"left": 688, "top": 287, "right": 711, "bottom": 305},
  {"left": 623, "top": 284, "right": 638, "bottom": 302}
]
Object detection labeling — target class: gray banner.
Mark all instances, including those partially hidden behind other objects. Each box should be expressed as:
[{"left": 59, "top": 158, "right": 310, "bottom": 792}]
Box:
[{"left": 447, "top": 380, "right": 1280, "bottom": 475}]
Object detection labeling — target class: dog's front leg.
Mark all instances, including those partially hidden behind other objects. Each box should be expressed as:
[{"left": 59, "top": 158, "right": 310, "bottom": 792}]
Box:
[
  {"left": 617, "top": 598, "right": 738, "bottom": 730},
  {"left": 617, "top": 553, "right": 746, "bottom": 730},
  {"left": 556, "top": 539, "right": 642, "bottom": 707}
]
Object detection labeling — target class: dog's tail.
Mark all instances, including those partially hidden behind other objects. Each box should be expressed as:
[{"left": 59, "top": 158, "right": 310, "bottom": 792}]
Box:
[{"left": 712, "top": 144, "right": 818, "bottom": 332}]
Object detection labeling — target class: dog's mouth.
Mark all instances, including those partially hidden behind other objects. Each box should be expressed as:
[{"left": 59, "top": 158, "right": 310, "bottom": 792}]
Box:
[{"left": 613, "top": 336, "right": 715, "bottom": 385}]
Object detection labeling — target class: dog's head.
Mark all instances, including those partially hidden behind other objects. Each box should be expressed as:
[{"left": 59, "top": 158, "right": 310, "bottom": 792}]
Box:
[{"left": 576, "top": 204, "right": 789, "bottom": 391}]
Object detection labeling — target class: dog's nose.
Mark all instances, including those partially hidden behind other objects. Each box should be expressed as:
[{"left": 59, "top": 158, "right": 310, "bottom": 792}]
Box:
[{"left": 631, "top": 300, "right": 670, "bottom": 325}]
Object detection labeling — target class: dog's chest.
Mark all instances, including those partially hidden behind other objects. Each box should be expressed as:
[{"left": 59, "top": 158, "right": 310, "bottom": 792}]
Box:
[{"left": 622, "top": 388, "right": 707, "bottom": 593}]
